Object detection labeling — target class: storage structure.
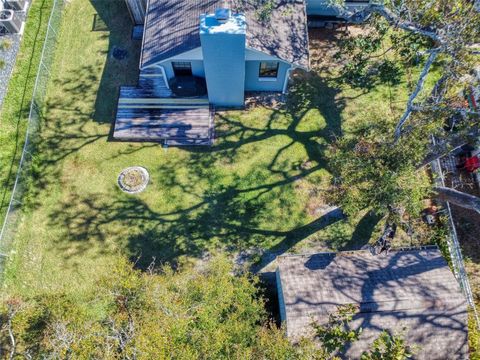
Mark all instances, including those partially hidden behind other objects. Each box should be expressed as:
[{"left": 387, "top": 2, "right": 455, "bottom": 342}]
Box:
[
  {"left": 5, "top": 0, "right": 28, "bottom": 11},
  {"left": 0, "top": 9, "right": 23, "bottom": 34},
  {"left": 124, "top": 0, "right": 147, "bottom": 25},
  {"left": 276, "top": 248, "right": 469, "bottom": 359}
]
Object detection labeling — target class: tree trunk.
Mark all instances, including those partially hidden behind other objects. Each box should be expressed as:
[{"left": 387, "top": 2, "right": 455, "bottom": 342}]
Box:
[
  {"left": 417, "top": 126, "right": 480, "bottom": 168},
  {"left": 434, "top": 186, "right": 480, "bottom": 214},
  {"left": 393, "top": 50, "right": 440, "bottom": 142}
]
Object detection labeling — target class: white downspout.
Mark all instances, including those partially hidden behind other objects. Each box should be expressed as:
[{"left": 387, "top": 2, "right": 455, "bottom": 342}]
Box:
[
  {"left": 159, "top": 65, "right": 170, "bottom": 89},
  {"left": 282, "top": 66, "right": 294, "bottom": 94}
]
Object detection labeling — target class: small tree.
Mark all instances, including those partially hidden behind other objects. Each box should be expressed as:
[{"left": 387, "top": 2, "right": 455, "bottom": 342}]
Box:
[
  {"left": 361, "top": 330, "right": 413, "bottom": 360},
  {"left": 312, "top": 304, "right": 362, "bottom": 356},
  {"left": 313, "top": 305, "right": 413, "bottom": 360},
  {"left": 328, "top": 117, "right": 431, "bottom": 217}
]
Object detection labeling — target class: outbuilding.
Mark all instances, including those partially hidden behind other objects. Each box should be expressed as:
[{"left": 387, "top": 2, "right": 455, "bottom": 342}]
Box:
[{"left": 276, "top": 247, "right": 469, "bottom": 359}]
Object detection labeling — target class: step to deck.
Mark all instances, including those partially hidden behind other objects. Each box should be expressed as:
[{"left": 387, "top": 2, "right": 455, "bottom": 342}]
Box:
[{"left": 118, "top": 96, "right": 209, "bottom": 105}]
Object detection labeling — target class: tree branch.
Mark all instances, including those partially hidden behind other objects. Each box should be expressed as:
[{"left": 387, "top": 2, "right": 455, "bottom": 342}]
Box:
[
  {"left": 434, "top": 186, "right": 480, "bottom": 214},
  {"left": 345, "top": 4, "right": 442, "bottom": 43},
  {"left": 393, "top": 50, "right": 440, "bottom": 141},
  {"left": 417, "top": 125, "right": 480, "bottom": 168},
  {"left": 6, "top": 304, "right": 17, "bottom": 360}
]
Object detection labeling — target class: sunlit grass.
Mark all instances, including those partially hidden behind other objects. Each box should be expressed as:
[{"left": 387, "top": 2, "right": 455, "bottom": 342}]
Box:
[
  {"left": 0, "top": 0, "right": 54, "bottom": 223},
  {"left": 3, "top": 0, "right": 432, "bottom": 298}
]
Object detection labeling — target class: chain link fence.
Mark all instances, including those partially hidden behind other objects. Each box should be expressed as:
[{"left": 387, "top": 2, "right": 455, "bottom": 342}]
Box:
[
  {"left": 0, "top": 0, "right": 65, "bottom": 282},
  {"left": 430, "top": 137, "right": 480, "bottom": 328}
]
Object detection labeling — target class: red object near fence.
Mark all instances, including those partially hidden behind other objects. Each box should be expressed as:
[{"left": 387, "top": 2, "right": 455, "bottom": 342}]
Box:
[{"left": 464, "top": 156, "right": 480, "bottom": 173}]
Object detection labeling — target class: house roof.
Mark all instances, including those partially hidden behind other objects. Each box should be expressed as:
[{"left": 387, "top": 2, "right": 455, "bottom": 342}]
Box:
[
  {"left": 277, "top": 247, "right": 469, "bottom": 359},
  {"left": 140, "top": 0, "right": 309, "bottom": 69}
]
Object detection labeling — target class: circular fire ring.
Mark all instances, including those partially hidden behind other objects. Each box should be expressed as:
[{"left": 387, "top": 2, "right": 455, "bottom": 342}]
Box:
[{"left": 118, "top": 166, "right": 149, "bottom": 194}]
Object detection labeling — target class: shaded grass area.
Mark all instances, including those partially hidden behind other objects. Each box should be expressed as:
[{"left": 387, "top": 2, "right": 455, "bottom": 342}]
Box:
[
  {"left": 0, "top": 0, "right": 54, "bottom": 223},
  {"left": 3, "top": 2, "right": 436, "bottom": 298}
]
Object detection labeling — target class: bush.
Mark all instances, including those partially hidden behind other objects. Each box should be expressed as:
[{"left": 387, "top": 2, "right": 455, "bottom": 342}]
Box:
[
  {"left": 0, "top": 256, "right": 317, "bottom": 359},
  {"left": 0, "top": 40, "right": 12, "bottom": 51}
]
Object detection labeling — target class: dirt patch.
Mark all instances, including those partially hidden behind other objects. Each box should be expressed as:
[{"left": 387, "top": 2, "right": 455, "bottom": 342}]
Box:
[
  {"left": 244, "top": 92, "right": 286, "bottom": 110},
  {"left": 308, "top": 26, "right": 371, "bottom": 71}
]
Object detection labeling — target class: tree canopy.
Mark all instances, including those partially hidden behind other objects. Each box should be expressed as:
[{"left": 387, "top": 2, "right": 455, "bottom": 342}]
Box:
[
  {"left": 329, "top": 0, "right": 480, "bottom": 217},
  {"left": 0, "top": 257, "right": 317, "bottom": 359},
  {"left": 0, "top": 256, "right": 411, "bottom": 360}
]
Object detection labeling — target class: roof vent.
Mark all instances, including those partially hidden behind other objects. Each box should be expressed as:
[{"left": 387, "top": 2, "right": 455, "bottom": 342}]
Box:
[{"left": 215, "top": 8, "right": 231, "bottom": 22}]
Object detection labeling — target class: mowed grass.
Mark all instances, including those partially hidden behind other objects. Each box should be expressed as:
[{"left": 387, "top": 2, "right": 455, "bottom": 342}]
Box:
[
  {"left": 0, "top": 0, "right": 54, "bottom": 223},
  {"left": 3, "top": 0, "right": 423, "bottom": 297}
]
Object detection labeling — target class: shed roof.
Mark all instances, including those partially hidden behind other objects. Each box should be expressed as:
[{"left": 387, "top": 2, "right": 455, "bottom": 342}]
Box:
[
  {"left": 277, "top": 247, "right": 469, "bottom": 359},
  {"left": 141, "top": 0, "right": 309, "bottom": 68}
]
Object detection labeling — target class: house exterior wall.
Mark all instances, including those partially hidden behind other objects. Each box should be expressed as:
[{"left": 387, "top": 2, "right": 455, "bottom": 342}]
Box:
[
  {"left": 276, "top": 269, "right": 287, "bottom": 328},
  {"left": 306, "top": 0, "right": 370, "bottom": 16},
  {"left": 245, "top": 61, "right": 291, "bottom": 92},
  {"left": 140, "top": 37, "right": 295, "bottom": 100}
]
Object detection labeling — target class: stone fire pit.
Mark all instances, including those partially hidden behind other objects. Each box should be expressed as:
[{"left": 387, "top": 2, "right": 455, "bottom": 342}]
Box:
[{"left": 117, "top": 166, "right": 149, "bottom": 194}]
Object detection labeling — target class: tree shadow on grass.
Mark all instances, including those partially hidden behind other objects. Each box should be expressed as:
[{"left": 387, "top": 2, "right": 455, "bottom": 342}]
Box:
[
  {"left": 48, "top": 180, "right": 345, "bottom": 269},
  {"left": 21, "top": 0, "right": 141, "bottom": 205},
  {"left": 347, "top": 211, "right": 383, "bottom": 250},
  {"left": 43, "top": 70, "right": 365, "bottom": 269},
  {"left": 22, "top": 18, "right": 381, "bottom": 270},
  {"left": 183, "top": 70, "right": 345, "bottom": 174},
  {"left": 22, "top": 65, "right": 111, "bottom": 209}
]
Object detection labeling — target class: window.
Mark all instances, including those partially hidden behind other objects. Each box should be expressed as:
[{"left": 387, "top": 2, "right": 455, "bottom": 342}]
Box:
[
  {"left": 259, "top": 61, "right": 279, "bottom": 79},
  {"left": 172, "top": 62, "right": 192, "bottom": 77}
]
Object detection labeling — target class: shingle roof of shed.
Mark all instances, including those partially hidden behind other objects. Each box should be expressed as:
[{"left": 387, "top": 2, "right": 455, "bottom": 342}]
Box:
[
  {"left": 277, "top": 247, "right": 469, "bottom": 359},
  {"left": 141, "top": 0, "right": 309, "bottom": 68}
]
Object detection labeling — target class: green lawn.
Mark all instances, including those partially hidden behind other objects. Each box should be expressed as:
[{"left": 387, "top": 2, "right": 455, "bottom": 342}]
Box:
[
  {"left": 3, "top": 0, "right": 431, "bottom": 297},
  {"left": 0, "top": 0, "right": 55, "bottom": 223}
]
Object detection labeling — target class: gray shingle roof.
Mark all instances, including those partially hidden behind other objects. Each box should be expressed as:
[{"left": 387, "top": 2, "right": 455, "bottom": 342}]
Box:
[
  {"left": 277, "top": 248, "right": 469, "bottom": 359},
  {"left": 141, "top": 0, "right": 309, "bottom": 68}
]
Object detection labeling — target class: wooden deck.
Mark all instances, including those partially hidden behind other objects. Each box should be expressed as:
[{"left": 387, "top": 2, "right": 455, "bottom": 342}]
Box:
[{"left": 113, "top": 75, "right": 214, "bottom": 145}]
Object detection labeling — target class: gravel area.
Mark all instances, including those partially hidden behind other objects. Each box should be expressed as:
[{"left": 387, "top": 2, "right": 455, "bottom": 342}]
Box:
[{"left": 0, "top": 9, "right": 27, "bottom": 111}]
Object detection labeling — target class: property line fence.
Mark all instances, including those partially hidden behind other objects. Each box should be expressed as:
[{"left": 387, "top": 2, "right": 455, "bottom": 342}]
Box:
[
  {"left": 0, "top": 0, "right": 65, "bottom": 282},
  {"left": 430, "top": 137, "right": 480, "bottom": 328}
]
